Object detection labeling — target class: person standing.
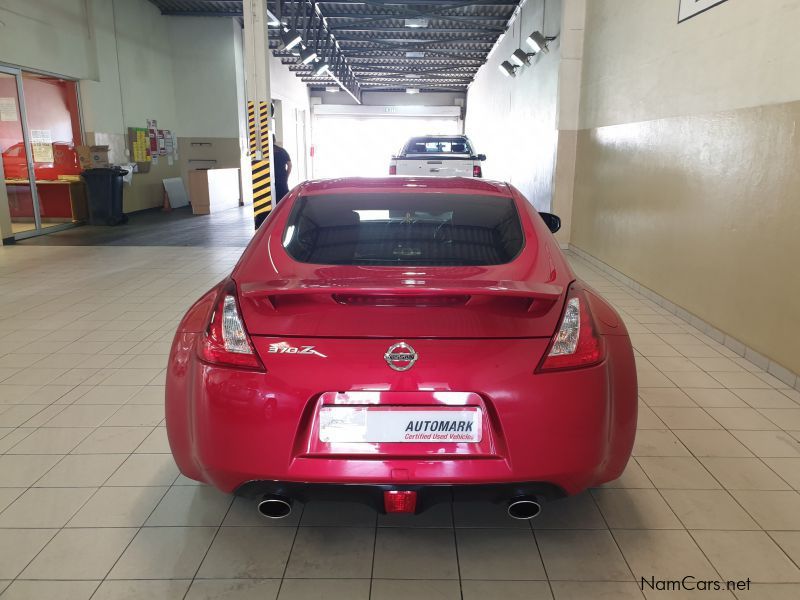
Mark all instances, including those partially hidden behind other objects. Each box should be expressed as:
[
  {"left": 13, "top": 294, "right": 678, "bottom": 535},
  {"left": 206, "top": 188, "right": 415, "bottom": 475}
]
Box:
[
  {"left": 254, "top": 136, "right": 292, "bottom": 229},
  {"left": 273, "top": 136, "right": 292, "bottom": 205}
]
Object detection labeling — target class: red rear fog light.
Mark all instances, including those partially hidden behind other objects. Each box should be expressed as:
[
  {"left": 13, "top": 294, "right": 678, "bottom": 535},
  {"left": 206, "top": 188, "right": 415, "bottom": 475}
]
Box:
[{"left": 384, "top": 490, "right": 417, "bottom": 513}]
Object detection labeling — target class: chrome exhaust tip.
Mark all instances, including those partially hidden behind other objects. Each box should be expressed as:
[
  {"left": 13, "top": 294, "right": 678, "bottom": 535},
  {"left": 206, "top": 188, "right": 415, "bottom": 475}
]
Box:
[
  {"left": 507, "top": 497, "right": 542, "bottom": 520},
  {"left": 257, "top": 495, "right": 293, "bottom": 519}
]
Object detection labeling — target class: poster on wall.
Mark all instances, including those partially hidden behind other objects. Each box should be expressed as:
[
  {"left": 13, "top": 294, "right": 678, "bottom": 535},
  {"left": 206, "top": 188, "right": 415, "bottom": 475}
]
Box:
[
  {"left": 158, "top": 129, "right": 167, "bottom": 156},
  {"left": 128, "top": 127, "right": 151, "bottom": 163},
  {"left": 678, "top": 0, "right": 728, "bottom": 22},
  {"left": 30, "top": 129, "right": 54, "bottom": 162},
  {"left": 147, "top": 118, "right": 159, "bottom": 156},
  {"left": 0, "top": 97, "right": 18, "bottom": 121},
  {"left": 163, "top": 130, "right": 174, "bottom": 155}
]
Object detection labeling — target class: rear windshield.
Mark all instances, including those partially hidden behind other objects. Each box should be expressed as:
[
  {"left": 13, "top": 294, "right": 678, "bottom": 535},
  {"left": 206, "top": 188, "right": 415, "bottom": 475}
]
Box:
[
  {"left": 283, "top": 193, "right": 524, "bottom": 266},
  {"left": 403, "top": 137, "right": 472, "bottom": 155}
]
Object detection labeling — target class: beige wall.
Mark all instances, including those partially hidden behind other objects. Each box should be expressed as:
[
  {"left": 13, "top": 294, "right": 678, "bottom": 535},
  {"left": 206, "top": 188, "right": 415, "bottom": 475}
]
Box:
[
  {"left": 578, "top": 0, "right": 800, "bottom": 129},
  {"left": 571, "top": 0, "right": 800, "bottom": 375}
]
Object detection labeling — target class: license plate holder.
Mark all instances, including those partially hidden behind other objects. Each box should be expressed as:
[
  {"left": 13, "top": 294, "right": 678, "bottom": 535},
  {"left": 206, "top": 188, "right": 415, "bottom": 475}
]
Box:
[{"left": 318, "top": 406, "right": 483, "bottom": 443}]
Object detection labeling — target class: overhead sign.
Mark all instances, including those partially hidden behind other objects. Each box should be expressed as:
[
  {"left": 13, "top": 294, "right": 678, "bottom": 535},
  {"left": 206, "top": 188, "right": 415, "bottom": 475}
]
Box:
[{"left": 678, "top": 0, "right": 729, "bottom": 23}]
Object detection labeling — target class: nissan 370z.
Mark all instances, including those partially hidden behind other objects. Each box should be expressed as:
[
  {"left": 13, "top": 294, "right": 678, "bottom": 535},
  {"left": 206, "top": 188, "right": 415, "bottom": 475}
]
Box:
[{"left": 165, "top": 177, "right": 637, "bottom": 520}]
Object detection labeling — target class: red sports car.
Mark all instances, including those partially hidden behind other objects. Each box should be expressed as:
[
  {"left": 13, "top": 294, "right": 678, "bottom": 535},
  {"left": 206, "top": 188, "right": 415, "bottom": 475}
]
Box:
[{"left": 166, "top": 177, "right": 637, "bottom": 519}]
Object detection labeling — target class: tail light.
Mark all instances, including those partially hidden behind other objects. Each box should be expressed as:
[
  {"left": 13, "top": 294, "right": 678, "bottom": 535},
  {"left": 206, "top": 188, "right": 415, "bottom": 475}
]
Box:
[
  {"left": 389, "top": 164, "right": 397, "bottom": 175},
  {"left": 537, "top": 285, "right": 605, "bottom": 372},
  {"left": 473, "top": 164, "right": 482, "bottom": 178},
  {"left": 198, "top": 281, "right": 264, "bottom": 370}
]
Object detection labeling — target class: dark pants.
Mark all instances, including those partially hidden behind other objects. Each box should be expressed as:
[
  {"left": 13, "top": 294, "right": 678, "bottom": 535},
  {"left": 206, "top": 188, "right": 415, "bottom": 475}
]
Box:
[{"left": 275, "top": 181, "right": 289, "bottom": 204}]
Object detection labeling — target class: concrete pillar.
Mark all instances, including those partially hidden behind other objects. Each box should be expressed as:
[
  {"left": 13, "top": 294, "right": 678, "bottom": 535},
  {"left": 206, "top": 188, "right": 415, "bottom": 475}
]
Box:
[
  {"left": 242, "top": 0, "right": 275, "bottom": 228},
  {"left": 552, "top": 0, "right": 586, "bottom": 245}
]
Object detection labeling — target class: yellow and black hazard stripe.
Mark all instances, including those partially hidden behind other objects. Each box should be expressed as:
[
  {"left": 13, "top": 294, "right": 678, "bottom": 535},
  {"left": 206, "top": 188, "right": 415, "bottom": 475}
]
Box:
[
  {"left": 247, "top": 101, "right": 257, "bottom": 156},
  {"left": 252, "top": 101, "right": 272, "bottom": 228},
  {"left": 252, "top": 159, "right": 272, "bottom": 228},
  {"left": 259, "top": 101, "right": 270, "bottom": 157}
]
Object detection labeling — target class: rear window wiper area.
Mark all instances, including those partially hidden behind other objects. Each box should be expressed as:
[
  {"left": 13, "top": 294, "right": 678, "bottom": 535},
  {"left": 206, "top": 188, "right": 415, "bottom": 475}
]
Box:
[{"left": 283, "top": 193, "right": 525, "bottom": 267}]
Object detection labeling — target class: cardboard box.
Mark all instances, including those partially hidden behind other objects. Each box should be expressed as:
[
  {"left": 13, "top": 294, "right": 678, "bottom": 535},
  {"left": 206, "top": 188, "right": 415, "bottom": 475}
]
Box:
[
  {"left": 188, "top": 170, "right": 210, "bottom": 215},
  {"left": 77, "top": 145, "right": 110, "bottom": 169}
]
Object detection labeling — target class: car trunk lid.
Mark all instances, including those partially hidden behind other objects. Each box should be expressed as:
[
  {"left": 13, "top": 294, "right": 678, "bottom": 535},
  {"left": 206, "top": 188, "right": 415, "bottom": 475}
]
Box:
[{"left": 394, "top": 155, "right": 474, "bottom": 177}]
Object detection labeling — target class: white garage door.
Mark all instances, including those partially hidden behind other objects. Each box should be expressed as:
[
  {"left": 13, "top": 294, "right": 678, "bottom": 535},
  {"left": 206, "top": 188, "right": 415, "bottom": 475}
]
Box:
[{"left": 311, "top": 105, "right": 462, "bottom": 179}]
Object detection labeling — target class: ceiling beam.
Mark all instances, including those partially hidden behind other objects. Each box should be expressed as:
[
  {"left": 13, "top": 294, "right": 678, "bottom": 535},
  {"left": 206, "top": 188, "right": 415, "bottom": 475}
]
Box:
[
  {"left": 154, "top": 0, "right": 518, "bottom": 95},
  {"left": 346, "top": 57, "right": 484, "bottom": 63},
  {"left": 329, "top": 27, "right": 504, "bottom": 34},
  {"left": 334, "top": 37, "right": 495, "bottom": 46},
  {"left": 333, "top": 48, "right": 489, "bottom": 58},
  {"left": 321, "top": 13, "right": 508, "bottom": 21},
  {"left": 160, "top": 10, "right": 243, "bottom": 16},
  {"left": 314, "top": 1, "right": 515, "bottom": 5},
  {"left": 355, "top": 87, "right": 468, "bottom": 92}
]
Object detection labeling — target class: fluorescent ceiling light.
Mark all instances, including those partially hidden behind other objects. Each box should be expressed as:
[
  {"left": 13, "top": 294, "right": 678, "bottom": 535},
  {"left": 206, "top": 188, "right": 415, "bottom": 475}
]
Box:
[
  {"left": 406, "top": 51, "right": 425, "bottom": 58},
  {"left": 498, "top": 60, "right": 518, "bottom": 77},
  {"left": 313, "top": 61, "right": 330, "bottom": 76},
  {"left": 280, "top": 28, "right": 302, "bottom": 51},
  {"left": 404, "top": 73, "right": 418, "bottom": 79},
  {"left": 325, "top": 86, "right": 340, "bottom": 93},
  {"left": 526, "top": 30, "right": 549, "bottom": 53},
  {"left": 404, "top": 18, "right": 429, "bottom": 28},
  {"left": 300, "top": 47, "right": 318, "bottom": 65},
  {"left": 266, "top": 10, "right": 281, "bottom": 26},
  {"left": 406, "top": 88, "right": 420, "bottom": 94}
]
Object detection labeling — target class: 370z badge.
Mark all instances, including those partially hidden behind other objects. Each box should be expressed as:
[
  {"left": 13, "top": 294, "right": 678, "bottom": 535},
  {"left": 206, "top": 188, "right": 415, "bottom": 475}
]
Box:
[
  {"left": 267, "top": 342, "right": 326, "bottom": 358},
  {"left": 384, "top": 342, "right": 418, "bottom": 371}
]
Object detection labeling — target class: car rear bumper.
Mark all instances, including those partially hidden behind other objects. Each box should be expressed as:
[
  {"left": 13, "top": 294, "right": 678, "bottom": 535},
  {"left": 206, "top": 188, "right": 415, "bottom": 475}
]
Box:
[
  {"left": 166, "top": 334, "right": 637, "bottom": 496},
  {"left": 235, "top": 480, "right": 565, "bottom": 514}
]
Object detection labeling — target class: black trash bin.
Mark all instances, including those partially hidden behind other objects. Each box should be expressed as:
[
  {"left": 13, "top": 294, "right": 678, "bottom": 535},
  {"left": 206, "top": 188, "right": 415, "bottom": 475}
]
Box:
[{"left": 81, "top": 167, "right": 129, "bottom": 226}]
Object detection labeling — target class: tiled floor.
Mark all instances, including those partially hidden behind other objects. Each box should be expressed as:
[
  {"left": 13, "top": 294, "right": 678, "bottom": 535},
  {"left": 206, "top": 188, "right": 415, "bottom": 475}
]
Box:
[
  {"left": 18, "top": 205, "right": 255, "bottom": 247},
  {"left": 1, "top": 243, "right": 799, "bottom": 599}
]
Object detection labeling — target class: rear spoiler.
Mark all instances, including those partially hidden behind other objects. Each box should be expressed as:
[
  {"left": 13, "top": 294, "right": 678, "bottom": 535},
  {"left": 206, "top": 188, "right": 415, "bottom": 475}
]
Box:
[{"left": 239, "top": 279, "right": 563, "bottom": 313}]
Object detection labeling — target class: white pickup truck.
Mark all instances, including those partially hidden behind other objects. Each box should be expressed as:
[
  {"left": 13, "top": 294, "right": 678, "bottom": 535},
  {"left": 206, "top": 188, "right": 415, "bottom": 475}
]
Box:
[{"left": 389, "top": 135, "right": 486, "bottom": 178}]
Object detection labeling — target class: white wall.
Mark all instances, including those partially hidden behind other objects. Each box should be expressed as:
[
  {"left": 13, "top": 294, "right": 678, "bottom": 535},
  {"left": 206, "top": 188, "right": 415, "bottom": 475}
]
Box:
[
  {"left": 0, "top": 0, "right": 98, "bottom": 80},
  {"left": 465, "top": 0, "right": 563, "bottom": 211},
  {"left": 269, "top": 53, "right": 311, "bottom": 110},
  {"left": 269, "top": 53, "right": 311, "bottom": 185},
  {"left": 79, "top": 0, "right": 125, "bottom": 134},
  {"left": 168, "top": 17, "right": 240, "bottom": 138}
]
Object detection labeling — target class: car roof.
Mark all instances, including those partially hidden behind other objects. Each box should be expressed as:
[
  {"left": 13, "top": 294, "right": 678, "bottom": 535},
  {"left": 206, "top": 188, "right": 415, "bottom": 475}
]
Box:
[{"left": 297, "top": 177, "right": 510, "bottom": 196}]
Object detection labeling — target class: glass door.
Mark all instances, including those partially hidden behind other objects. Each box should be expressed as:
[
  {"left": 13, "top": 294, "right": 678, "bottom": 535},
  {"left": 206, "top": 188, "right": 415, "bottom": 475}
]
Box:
[
  {"left": 21, "top": 72, "right": 83, "bottom": 232},
  {"left": 0, "top": 66, "right": 40, "bottom": 236},
  {"left": 1, "top": 65, "right": 82, "bottom": 239}
]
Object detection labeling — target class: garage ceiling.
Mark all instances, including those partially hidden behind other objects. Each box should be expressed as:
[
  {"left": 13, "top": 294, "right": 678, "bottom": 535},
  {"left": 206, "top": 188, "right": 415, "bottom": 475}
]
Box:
[{"left": 146, "top": 1, "right": 521, "bottom": 99}]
